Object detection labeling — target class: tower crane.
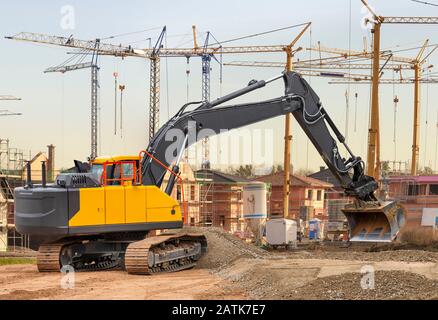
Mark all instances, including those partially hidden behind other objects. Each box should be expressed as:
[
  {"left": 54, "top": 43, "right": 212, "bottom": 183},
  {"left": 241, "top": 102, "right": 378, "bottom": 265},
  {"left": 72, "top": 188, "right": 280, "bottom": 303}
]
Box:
[
  {"left": 0, "top": 95, "right": 22, "bottom": 117},
  {"left": 225, "top": 60, "right": 413, "bottom": 71},
  {"left": 0, "top": 95, "right": 21, "bottom": 101},
  {"left": 44, "top": 40, "right": 101, "bottom": 160},
  {"left": 5, "top": 30, "right": 299, "bottom": 142},
  {"left": 5, "top": 33, "right": 140, "bottom": 159},
  {"left": 148, "top": 27, "right": 166, "bottom": 141},
  {"left": 361, "top": 0, "right": 438, "bottom": 176},
  {"left": 6, "top": 25, "right": 308, "bottom": 213},
  {"left": 190, "top": 26, "right": 222, "bottom": 169},
  {"left": 0, "top": 110, "right": 22, "bottom": 117}
]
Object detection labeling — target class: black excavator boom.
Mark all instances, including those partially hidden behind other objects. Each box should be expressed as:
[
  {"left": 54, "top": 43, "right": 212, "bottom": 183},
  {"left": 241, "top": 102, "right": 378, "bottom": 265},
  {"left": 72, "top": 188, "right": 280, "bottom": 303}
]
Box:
[{"left": 141, "top": 71, "right": 405, "bottom": 242}]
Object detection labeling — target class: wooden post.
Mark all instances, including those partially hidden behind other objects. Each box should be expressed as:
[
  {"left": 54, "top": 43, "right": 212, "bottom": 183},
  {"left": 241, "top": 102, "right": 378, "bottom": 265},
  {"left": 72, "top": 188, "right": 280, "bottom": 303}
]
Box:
[
  {"left": 411, "top": 62, "right": 421, "bottom": 175},
  {"left": 367, "top": 22, "right": 381, "bottom": 179},
  {"left": 283, "top": 48, "right": 293, "bottom": 219}
]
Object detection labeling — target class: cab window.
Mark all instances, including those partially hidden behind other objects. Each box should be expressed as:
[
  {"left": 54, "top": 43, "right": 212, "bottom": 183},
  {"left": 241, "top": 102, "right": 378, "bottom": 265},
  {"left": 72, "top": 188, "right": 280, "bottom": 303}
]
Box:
[
  {"left": 91, "top": 164, "right": 104, "bottom": 180},
  {"left": 122, "top": 163, "right": 134, "bottom": 179},
  {"left": 112, "top": 164, "right": 121, "bottom": 185}
]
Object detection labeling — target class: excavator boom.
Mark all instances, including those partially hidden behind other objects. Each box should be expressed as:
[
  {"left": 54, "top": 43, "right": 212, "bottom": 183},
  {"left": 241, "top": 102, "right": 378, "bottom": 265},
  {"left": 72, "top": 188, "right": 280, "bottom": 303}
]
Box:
[{"left": 142, "top": 71, "right": 405, "bottom": 242}]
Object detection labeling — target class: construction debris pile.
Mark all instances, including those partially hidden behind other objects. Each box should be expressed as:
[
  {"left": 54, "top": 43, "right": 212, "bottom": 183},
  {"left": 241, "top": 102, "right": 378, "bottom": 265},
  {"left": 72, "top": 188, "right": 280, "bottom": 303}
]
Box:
[
  {"left": 186, "top": 227, "right": 438, "bottom": 300},
  {"left": 287, "top": 271, "right": 438, "bottom": 300},
  {"left": 183, "top": 227, "right": 269, "bottom": 269}
]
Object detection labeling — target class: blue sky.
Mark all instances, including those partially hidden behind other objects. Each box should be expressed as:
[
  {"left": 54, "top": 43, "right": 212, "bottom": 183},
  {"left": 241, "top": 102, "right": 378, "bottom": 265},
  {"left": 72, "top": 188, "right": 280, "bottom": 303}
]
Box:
[{"left": 1, "top": 0, "right": 438, "bottom": 172}]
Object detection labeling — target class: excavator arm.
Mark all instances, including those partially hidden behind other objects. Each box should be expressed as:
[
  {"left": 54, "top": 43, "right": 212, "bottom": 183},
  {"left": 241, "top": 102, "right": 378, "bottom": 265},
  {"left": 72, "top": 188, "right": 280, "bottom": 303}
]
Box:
[
  {"left": 141, "top": 71, "right": 405, "bottom": 242},
  {"left": 142, "top": 71, "right": 376, "bottom": 200}
]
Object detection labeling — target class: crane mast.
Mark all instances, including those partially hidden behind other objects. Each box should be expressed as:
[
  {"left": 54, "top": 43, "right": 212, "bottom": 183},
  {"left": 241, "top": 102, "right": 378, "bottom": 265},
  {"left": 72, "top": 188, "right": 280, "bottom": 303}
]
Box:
[
  {"left": 361, "top": 0, "right": 438, "bottom": 176},
  {"left": 90, "top": 41, "right": 100, "bottom": 159}
]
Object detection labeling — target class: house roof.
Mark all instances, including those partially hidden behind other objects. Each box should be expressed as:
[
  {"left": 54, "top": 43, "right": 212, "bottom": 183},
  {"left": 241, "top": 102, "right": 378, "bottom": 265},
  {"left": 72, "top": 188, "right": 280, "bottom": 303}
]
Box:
[
  {"left": 253, "top": 171, "right": 333, "bottom": 188},
  {"left": 195, "top": 169, "right": 250, "bottom": 184},
  {"left": 29, "top": 151, "right": 45, "bottom": 164},
  {"left": 308, "top": 168, "right": 342, "bottom": 188},
  {"left": 386, "top": 175, "right": 438, "bottom": 184}
]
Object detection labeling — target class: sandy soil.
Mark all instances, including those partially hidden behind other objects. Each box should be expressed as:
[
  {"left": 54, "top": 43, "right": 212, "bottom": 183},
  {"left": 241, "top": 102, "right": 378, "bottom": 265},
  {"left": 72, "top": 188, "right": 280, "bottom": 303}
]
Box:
[
  {"left": 1, "top": 227, "right": 438, "bottom": 300},
  {"left": 0, "top": 264, "right": 247, "bottom": 300}
]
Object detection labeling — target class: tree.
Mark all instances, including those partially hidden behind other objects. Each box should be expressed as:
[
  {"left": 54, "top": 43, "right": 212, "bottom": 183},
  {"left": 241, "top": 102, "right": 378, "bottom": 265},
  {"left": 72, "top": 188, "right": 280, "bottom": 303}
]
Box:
[
  {"left": 381, "top": 161, "right": 390, "bottom": 177},
  {"left": 419, "top": 166, "right": 434, "bottom": 175},
  {"left": 295, "top": 168, "right": 313, "bottom": 176},
  {"left": 232, "top": 164, "right": 254, "bottom": 178},
  {"left": 271, "top": 164, "right": 283, "bottom": 174}
]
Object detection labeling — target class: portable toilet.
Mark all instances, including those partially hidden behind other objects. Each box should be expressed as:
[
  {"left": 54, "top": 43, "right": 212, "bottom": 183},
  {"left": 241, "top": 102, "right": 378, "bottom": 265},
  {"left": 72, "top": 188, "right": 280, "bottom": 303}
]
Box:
[{"left": 309, "top": 218, "right": 322, "bottom": 240}]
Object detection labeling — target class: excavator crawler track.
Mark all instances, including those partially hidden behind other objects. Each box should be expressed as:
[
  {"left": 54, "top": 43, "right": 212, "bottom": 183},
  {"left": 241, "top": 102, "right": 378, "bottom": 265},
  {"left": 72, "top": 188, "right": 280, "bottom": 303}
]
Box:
[
  {"left": 37, "top": 241, "right": 126, "bottom": 272},
  {"left": 37, "top": 233, "right": 208, "bottom": 275},
  {"left": 37, "top": 243, "right": 66, "bottom": 272},
  {"left": 124, "top": 233, "right": 207, "bottom": 275}
]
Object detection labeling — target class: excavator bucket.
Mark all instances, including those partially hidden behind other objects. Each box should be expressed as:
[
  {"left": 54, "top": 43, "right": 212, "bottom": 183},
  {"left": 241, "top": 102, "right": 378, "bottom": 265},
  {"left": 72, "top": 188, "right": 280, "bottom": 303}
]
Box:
[{"left": 342, "top": 201, "right": 406, "bottom": 242}]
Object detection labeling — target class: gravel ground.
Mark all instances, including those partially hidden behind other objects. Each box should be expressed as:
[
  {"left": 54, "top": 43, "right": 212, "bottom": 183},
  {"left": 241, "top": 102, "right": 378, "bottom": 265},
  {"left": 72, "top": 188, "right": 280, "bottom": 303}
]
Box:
[
  {"left": 285, "top": 249, "right": 438, "bottom": 263},
  {"left": 182, "top": 227, "right": 269, "bottom": 270},
  {"left": 2, "top": 227, "right": 437, "bottom": 300},
  {"left": 179, "top": 227, "right": 438, "bottom": 300},
  {"left": 287, "top": 271, "right": 438, "bottom": 300}
]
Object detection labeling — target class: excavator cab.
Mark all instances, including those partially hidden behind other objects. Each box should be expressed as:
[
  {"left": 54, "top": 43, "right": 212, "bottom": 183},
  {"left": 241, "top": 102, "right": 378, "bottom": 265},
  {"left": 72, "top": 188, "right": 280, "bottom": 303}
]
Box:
[{"left": 90, "top": 155, "right": 140, "bottom": 186}]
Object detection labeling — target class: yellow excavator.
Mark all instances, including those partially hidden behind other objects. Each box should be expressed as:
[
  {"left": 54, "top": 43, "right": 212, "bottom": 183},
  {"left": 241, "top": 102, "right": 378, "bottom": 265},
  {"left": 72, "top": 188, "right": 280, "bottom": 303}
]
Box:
[{"left": 14, "top": 71, "right": 405, "bottom": 274}]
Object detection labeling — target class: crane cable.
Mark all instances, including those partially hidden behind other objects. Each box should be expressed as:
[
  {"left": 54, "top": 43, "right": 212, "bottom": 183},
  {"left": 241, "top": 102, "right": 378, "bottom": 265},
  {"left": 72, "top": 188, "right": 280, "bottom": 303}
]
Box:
[
  {"left": 392, "top": 62, "right": 398, "bottom": 164},
  {"left": 164, "top": 32, "right": 170, "bottom": 121},
  {"left": 354, "top": 92, "right": 358, "bottom": 132},
  {"left": 345, "top": 0, "right": 352, "bottom": 146},
  {"left": 411, "top": 0, "right": 438, "bottom": 7},
  {"left": 209, "top": 32, "right": 223, "bottom": 96},
  {"left": 305, "top": 25, "right": 313, "bottom": 171},
  {"left": 101, "top": 27, "right": 162, "bottom": 41},
  {"left": 186, "top": 57, "right": 190, "bottom": 103},
  {"left": 207, "top": 22, "right": 311, "bottom": 47},
  {"left": 61, "top": 74, "right": 65, "bottom": 166}
]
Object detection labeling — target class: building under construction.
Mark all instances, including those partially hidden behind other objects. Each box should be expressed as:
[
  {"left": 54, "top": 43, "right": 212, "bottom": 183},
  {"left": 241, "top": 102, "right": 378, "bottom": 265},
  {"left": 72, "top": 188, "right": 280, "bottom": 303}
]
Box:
[{"left": 0, "top": 142, "right": 56, "bottom": 252}]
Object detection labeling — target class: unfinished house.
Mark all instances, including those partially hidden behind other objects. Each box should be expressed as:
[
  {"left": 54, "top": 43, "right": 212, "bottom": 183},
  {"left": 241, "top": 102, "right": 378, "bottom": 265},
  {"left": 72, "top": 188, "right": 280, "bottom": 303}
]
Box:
[
  {"left": 0, "top": 143, "right": 55, "bottom": 252},
  {"left": 22, "top": 152, "right": 49, "bottom": 182},
  {"left": 0, "top": 174, "right": 28, "bottom": 252},
  {"left": 166, "top": 162, "right": 201, "bottom": 226},
  {"left": 0, "top": 176, "right": 9, "bottom": 251},
  {"left": 253, "top": 171, "right": 333, "bottom": 221},
  {"left": 195, "top": 170, "right": 248, "bottom": 233},
  {"left": 308, "top": 167, "right": 351, "bottom": 237},
  {"left": 386, "top": 175, "right": 438, "bottom": 228}
]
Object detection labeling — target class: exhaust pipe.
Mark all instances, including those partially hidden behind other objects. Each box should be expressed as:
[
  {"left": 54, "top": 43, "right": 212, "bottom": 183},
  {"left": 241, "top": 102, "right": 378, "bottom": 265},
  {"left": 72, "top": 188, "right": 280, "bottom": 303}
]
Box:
[
  {"left": 342, "top": 201, "right": 406, "bottom": 242},
  {"left": 25, "top": 161, "right": 33, "bottom": 189},
  {"left": 41, "top": 161, "right": 47, "bottom": 187}
]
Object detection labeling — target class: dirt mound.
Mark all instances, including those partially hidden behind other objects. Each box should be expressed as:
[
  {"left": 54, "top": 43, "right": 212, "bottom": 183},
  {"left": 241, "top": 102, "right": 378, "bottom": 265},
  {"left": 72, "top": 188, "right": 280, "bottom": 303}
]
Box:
[
  {"left": 181, "top": 227, "right": 269, "bottom": 270},
  {"left": 288, "top": 271, "right": 438, "bottom": 300},
  {"left": 216, "top": 258, "right": 320, "bottom": 299}
]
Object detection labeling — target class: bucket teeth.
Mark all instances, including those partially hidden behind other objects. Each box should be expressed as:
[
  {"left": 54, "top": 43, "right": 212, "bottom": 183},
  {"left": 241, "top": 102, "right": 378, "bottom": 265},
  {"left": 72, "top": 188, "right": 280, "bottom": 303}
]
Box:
[{"left": 342, "top": 201, "right": 406, "bottom": 243}]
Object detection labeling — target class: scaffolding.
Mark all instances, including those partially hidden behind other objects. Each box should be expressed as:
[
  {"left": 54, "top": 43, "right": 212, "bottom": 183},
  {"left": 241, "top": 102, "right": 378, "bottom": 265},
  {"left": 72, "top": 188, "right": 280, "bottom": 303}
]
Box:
[
  {"left": 194, "top": 170, "right": 246, "bottom": 233},
  {"left": 197, "top": 170, "right": 214, "bottom": 226},
  {"left": 0, "top": 138, "right": 29, "bottom": 174},
  {"left": 0, "top": 138, "right": 31, "bottom": 252}
]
